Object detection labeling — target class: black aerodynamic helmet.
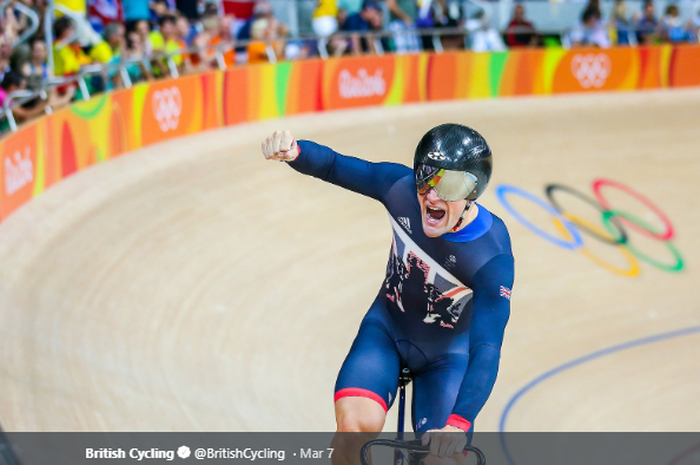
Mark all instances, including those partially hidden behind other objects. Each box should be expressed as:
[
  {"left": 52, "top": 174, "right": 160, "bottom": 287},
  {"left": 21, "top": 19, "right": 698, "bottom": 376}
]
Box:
[{"left": 414, "top": 123, "right": 493, "bottom": 201}]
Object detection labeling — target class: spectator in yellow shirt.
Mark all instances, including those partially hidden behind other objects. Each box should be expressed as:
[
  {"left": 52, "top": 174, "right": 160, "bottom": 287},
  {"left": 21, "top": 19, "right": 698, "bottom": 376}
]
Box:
[
  {"left": 313, "top": 0, "right": 339, "bottom": 37},
  {"left": 52, "top": 16, "right": 92, "bottom": 77}
]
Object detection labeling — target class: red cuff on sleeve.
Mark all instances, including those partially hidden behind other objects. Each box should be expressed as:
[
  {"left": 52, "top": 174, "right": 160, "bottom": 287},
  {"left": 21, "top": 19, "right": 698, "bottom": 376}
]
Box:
[{"left": 446, "top": 414, "right": 472, "bottom": 432}]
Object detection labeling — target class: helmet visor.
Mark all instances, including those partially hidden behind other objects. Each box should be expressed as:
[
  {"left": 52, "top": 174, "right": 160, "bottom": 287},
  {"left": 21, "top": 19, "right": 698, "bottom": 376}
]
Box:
[{"left": 415, "top": 164, "right": 478, "bottom": 201}]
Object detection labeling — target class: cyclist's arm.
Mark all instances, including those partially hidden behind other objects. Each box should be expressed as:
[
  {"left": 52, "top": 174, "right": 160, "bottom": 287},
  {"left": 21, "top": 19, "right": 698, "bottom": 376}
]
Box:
[
  {"left": 447, "top": 254, "right": 514, "bottom": 431},
  {"left": 289, "top": 140, "right": 411, "bottom": 202}
]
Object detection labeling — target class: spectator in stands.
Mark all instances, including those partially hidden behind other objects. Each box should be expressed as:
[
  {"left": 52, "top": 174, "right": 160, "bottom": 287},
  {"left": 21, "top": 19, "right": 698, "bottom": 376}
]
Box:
[
  {"left": 337, "top": 0, "right": 363, "bottom": 27},
  {"left": 247, "top": 16, "right": 287, "bottom": 64},
  {"left": 28, "top": 38, "right": 49, "bottom": 79},
  {"left": 0, "top": 27, "right": 14, "bottom": 82},
  {"left": 124, "top": 28, "right": 153, "bottom": 81},
  {"left": 176, "top": 11, "right": 198, "bottom": 47},
  {"left": 340, "top": 0, "right": 384, "bottom": 55},
  {"left": 20, "top": 41, "right": 76, "bottom": 110},
  {"left": 132, "top": 19, "right": 153, "bottom": 54},
  {"left": 207, "top": 14, "right": 236, "bottom": 68},
  {"left": 387, "top": 0, "right": 422, "bottom": 53},
  {"left": 104, "top": 21, "right": 128, "bottom": 88},
  {"left": 465, "top": 10, "right": 506, "bottom": 52},
  {"left": 313, "top": 0, "right": 339, "bottom": 38},
  {"left": 569, "top": 7, "right": 610, "bottom": 48},
  {"left": 505, "top": 3, "right": 538, "bottom": 47},
  {"left": 238, "top": 0, "right": 273, "bottom": 42},
  {"left": 420, "top": 0, "right": 463, "bottom": 51},
  {"left": 611, "top": 0, "right": 634, "bottom": 45},
  {"left": 0, "top": 70, "right": 48, "bottom": 124},
  {"left": 155, "top": 14, "right": 186, "bottom": 73},
  {"left": 635, "top": 0, "right": 659, "bottom": 45},
  {"left": 660, "top": 4, "right": 693, "bottom": 43},
  {"left": 52, "top": 16, "right": 93, "bottom": 77}
]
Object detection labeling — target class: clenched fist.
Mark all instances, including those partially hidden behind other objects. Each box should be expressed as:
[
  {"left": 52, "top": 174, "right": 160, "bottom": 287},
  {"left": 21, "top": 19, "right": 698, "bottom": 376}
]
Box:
[{"left": 262, "top": 130, "right": 300, "bottom": 162}]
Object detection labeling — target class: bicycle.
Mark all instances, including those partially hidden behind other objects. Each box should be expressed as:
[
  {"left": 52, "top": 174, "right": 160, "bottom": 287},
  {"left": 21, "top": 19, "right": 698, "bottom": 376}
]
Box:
[{"left": 359, "top": 368, "right": 486, "bottom": 465}]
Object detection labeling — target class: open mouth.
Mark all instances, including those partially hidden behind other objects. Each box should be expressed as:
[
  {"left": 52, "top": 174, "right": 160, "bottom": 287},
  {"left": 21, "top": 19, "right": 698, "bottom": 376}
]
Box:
[{"left": 426, "top": 206, "right": 446, "bottom": 222}]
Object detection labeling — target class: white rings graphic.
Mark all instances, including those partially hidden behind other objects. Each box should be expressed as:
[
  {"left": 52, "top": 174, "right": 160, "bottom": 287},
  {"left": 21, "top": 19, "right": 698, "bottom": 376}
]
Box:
[
  {"left": 152, "top": 87, "right": 183, "bottom": 132},
  {"left": 571, "top": 53, "right": 612, "bottom": 89}
]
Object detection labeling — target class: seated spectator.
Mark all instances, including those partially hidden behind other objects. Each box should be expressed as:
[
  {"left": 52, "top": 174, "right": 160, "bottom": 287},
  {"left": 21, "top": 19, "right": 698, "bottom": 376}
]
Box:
[
  {"left": 52, "top": 16, "right": 93, "bottom": 77},
  {"left": 421, "top": 0, "right": 464, "bottom": 51},
  {"left": 247, "top": 17, "right": 287, "bottom": 64},
  {"left": 28, "top": 38, "right": 50, "bottom": 79},
  {"left": 337, "top": 0, "right": 364, "bottom": 27},
  {"left": 207, "top": 15, "right": 237, "bottom": 68},
  {"left": 238, "top": 1, "right": 274, "bottom": 42},
  {"left": 104, "top": 22, "right": 127, "bottom": 88},
  {"left": 465, "top": 10, "right": 507, "bottom": 52},
  {"left": 387, "top": 0, "right": 422, "bottom": 53},
  {"left": 132, "top": 19, "right": 154, "bottom": 54},
  {"left": 660, "top": 4, "right": 693, "bottom": 43},
  {"left": 611, "top": 0, "right": 634, "bottom": 45},
  {"left": 0, "top": 27, "right": 15, "bottom": 83},
  {"left": 635, "top": 0, "right": 659, "bottom": 45},
  {"left": 124, "top": 29, "right": 154, "bottom": 81},
  {"left": 340, "top": 0, "right": 384, "bottom": 55},
  {"left": 505, "top": 3, "right": 538, "bottom": 47},
  {"left": 148, "top": 15, "right": 182, "bottom": 75},
  {"left": 569, "top": 7, "right": 610, "bottom": 48},
  {"left": 176, "top": 11, "right": 198, "bottom": 47},
  {"left": 0, "top": 70, "right": 48, "bottom": 126}
]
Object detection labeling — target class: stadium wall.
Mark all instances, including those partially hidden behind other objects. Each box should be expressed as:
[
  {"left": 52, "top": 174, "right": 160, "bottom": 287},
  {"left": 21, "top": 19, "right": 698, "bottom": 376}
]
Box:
[{"left": 2, "top": 44, "right": 700, "bottom": 222}]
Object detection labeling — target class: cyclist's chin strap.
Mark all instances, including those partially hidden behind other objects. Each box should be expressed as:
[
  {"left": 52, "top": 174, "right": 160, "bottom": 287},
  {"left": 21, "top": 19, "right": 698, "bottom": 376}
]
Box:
[{"left": 451, "top": 201, "right": 473, "bottom": 232}]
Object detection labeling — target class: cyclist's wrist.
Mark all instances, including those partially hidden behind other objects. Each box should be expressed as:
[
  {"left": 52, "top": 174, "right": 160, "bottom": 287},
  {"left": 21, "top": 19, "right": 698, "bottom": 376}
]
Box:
[{"left": 445, "top": 414, "right": 472, "bottom": 432}]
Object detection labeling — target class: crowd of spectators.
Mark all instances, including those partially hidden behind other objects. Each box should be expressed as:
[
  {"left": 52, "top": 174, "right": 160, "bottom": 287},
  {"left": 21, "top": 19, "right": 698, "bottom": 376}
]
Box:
[{"left": 0, "top": 0, "right": 699, "bottom": 131}]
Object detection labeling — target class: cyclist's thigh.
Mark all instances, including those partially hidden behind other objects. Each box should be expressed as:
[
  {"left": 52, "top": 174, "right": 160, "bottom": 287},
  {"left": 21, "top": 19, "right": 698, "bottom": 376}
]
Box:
[
  {"left": 411, "top": 352, "right": 470, "bottom": 432},
  {"left": 335, "top": 302, "right": 402, "bottom": 413}
]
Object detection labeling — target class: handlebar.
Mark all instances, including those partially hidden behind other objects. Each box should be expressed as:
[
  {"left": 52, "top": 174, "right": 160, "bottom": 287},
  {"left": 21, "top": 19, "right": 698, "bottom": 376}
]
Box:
[{"left": 360, "top": 438, "right": 486, "bottom": 465}]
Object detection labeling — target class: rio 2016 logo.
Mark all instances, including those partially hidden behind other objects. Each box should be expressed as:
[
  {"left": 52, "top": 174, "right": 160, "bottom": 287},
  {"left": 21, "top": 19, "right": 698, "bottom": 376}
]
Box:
[
  {"left": 4, "top": 148, "right": 33, "bottom": 196},
  {"left": 338, "top": 69, "right": 386, "bottom": 99},
  {"left": 495, "top": 179, "right": 683, "bottom": 277},
  {"left": 152, "top": 87, "right": 183, "bottom": 132}
]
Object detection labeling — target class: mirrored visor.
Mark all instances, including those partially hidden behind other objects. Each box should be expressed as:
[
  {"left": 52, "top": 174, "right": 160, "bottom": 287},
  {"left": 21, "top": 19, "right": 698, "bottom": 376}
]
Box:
[{"left": 415, "top": 164, "right": 477, "bottom": 201}]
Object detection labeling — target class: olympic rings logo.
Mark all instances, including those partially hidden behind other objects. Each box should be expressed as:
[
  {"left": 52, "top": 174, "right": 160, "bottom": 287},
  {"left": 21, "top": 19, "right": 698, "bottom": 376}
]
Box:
[
  {"left": 152, "top": 87, "right": 183, "bottom": 133},
  {"left": 495, "top": 179, "right": 684, "bottom": 277},
  {"left": 571, "top": 53, "right": 611, "bottom": 89}
]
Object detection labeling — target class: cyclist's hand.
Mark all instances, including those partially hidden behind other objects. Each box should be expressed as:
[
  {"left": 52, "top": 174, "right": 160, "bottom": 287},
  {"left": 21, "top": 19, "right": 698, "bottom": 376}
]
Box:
[
  {"left": 422, "top": 425, "right": 467, "bottom": 458},
  {"left": 262, "top": 130, "right": 300, "bottom": 162}
]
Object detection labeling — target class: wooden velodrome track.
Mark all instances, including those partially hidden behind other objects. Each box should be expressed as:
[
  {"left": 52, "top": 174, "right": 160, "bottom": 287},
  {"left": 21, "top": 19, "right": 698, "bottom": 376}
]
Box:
[{"left": 0, "top": 88, "right": 699, "bottom": 432}]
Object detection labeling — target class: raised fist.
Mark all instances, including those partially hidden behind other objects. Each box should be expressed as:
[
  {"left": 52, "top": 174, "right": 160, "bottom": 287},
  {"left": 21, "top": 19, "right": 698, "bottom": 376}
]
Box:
[{"left": 262, "top": 130, "right": 300, "bottom": 162}]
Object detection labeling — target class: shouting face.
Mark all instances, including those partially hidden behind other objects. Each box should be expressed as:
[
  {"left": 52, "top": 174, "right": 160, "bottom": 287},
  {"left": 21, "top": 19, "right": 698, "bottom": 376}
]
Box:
[{"left": 417, "top": 187, "right": 473, "bottom": 238}]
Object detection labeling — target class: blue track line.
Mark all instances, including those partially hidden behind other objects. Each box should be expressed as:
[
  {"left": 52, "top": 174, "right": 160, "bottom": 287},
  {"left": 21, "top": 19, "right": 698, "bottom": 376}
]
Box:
[{"left": 498, "top": 325, "right": 700, "bottom": 465}]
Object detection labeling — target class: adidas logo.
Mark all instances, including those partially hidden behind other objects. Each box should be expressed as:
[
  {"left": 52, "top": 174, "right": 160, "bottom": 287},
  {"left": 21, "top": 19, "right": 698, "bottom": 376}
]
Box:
[
  {"left": 446, "top": 255, "right": 457, "bottom": 267},
  {"left": 397, "top": 217, "right": 411, "bottom": 234}
]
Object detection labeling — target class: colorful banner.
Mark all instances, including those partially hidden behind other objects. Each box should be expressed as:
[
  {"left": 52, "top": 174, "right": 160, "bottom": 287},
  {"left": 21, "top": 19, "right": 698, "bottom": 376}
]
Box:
[{"left": 2, "top": 45, "right": 700, "bottom": 223}]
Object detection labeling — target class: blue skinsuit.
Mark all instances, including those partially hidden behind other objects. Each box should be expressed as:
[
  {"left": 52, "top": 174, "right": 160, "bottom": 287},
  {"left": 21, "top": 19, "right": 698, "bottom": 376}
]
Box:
[{"left": 290, "top": 140, "right": 515, "bottom": 432}]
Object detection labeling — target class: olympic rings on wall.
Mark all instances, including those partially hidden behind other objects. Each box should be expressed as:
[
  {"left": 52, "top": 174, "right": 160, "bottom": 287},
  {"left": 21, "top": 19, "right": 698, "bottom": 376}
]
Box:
[{"left": 495, "top": 179, "right": 684, "bottom": 276}]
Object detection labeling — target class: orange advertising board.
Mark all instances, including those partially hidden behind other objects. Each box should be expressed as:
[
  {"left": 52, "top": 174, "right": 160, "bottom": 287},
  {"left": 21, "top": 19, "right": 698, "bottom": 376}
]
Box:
[
  {"left": 0, "top": 124, "right": 39, "bottom": 219},
  {"left": 141, "top": 76, "right": 201, "bottom": 146}
]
